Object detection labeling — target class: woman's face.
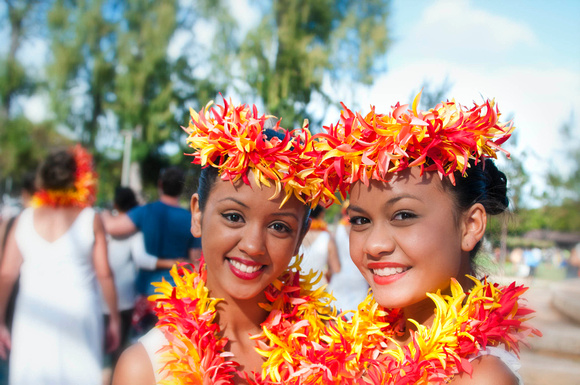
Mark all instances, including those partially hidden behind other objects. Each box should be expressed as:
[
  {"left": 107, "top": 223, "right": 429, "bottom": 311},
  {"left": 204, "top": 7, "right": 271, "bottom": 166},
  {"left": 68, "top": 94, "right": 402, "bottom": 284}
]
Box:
[
  {"left": 191, "top": 172, "right": 308, "bottom": 301},
  {"left": 347, "top": 168, "right": 480, "bottom": 310}
]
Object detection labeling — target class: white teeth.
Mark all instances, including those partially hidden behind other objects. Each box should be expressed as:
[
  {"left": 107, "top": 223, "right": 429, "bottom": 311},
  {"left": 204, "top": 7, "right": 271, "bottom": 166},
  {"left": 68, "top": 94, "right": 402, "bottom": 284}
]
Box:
[
  {"left": 371, "top": 267, "right": 409, "bottom": 277},
  {"left": 229, "top": 259, "right": 262, "bottom": 273}
]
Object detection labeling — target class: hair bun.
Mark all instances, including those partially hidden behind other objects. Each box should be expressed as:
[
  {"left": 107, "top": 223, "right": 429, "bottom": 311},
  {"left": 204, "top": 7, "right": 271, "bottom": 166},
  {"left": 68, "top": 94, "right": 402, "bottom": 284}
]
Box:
[
  {"left": 40, "top": 150, "right": 77, "bottom": 190},
  {"left": 483, "top": 159, "right": 509, "bottom": 215}
]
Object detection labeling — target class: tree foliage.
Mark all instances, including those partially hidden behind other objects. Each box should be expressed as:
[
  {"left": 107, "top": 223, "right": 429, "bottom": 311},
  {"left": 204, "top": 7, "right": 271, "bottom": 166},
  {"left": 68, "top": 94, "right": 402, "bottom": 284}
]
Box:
[
  {"left": 239, "top": 0, "right": 390, "bottom": 129},
  {"left": 2, "top": 0, "right": 391, "bottom": 199}
]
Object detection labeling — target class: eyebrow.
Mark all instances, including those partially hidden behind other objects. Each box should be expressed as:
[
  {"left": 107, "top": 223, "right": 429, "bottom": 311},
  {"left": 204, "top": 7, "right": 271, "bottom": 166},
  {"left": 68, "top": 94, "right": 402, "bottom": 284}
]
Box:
[
  {"left": 271, "top": 212, "right": 300, "bottom": 222},
  {"left": 218, "top": 197, "right": 300, "bottom": 221},
  {"left": 218, "top": 197, "right": 249, "bottom": 208},
  {"left": 348, "top": 194, "right": 421, "bottom": 214}
]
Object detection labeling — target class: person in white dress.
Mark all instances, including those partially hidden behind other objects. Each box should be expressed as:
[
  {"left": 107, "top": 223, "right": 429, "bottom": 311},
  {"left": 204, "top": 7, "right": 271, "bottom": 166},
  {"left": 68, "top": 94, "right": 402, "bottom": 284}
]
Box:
[
  {"left": 326, "top": 201, "right": 369, "bottom": 313},
  {"left": 0, "top": 146, "right": 120, "bottom": 385},
  {"left": 299, "top": 206, "right": 341, "bottom": 291}
]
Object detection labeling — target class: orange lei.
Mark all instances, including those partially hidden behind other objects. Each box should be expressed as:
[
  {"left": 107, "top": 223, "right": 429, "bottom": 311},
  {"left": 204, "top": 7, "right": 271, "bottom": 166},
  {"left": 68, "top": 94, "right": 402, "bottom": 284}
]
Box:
[
  {"left": 260, "top": 276, "right": 541, "bottom": 384},
  {"left": 149, "top": 257, "right": 335, "bottom": 384},
  {"left": 31, "top": 145, "right": 97, "bottom": 208}
]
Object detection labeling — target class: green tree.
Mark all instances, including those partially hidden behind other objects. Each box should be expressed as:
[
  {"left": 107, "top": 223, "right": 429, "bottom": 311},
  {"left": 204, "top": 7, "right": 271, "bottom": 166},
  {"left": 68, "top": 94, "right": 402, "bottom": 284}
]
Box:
[
  {"left": 46, "top": 0, "right": 117, "bottom": 149},
  {"left": 0, "top": 0, "right": 45, "bottom": 119},
  {"left": 542, "top": 117, "right": 579, "bottom": 205},
  {"left": 239, "top": 0, "right": 390, "bottom": 129},
  {"left": 532, "top": 116, "right": 580, "bottom": 232},
  {"left": 0, "top": 0, "right": 65, "bottom": 195},
  {"left": 44, "top": 0, "right": 232, "bottom": 193}
]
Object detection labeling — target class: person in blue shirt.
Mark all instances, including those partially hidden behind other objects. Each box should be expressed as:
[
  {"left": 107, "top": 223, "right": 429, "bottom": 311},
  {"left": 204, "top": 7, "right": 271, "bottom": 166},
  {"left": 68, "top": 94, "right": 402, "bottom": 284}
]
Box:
[{"left": 103, "top": 167, "right": 201, "bottom": 335}]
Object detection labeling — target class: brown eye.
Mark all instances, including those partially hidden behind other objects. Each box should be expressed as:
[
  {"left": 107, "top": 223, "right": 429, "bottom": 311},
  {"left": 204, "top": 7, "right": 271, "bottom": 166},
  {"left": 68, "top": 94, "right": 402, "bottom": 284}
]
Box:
[
  {"left": 222, "top": 213, "right": 243, "bottom": 223},
  {"left": 349, "top": 216, "right": 369, "bottom": 225},
  {"left": 393, "top": 211, "right": 416, "bottom": 220},
  {"left": 270, "top": 222, "right": 290, "bottom": 233}
]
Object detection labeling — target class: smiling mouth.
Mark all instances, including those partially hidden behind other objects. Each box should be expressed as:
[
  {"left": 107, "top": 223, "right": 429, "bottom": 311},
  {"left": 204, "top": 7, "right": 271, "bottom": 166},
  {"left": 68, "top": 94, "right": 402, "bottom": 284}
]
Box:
[
  {"left": 371, "top": 266, "right": 411, "bottom": 277},
  {"left": 227, "top": 258, "right": 264, "bottom": 274}
]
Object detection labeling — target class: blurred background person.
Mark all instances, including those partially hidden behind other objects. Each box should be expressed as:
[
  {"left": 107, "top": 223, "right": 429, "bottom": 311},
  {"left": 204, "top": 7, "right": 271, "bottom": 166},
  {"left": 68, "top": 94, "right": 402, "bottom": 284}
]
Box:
[
  {"left": 103, "top": 166, "right": 201, "bottom": 338},
  {"left": 327, "top": 200, "right": 369, "bottom": 314},
  {"left": 0, "top": 172, "right": 36, "bottom": 385},
  {"left": 102, "top": 186, "right": 185, "bottom": 375},
  {"left": 0, "top": 145, "right": 120, "bottom": 385},
  {"left": 299, "top": 205, "right": 341, "bottom": 291}
]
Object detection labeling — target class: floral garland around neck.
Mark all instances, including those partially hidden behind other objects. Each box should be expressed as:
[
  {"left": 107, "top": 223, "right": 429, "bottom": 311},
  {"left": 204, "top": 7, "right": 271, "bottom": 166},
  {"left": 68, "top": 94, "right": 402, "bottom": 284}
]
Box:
[
  {"left": 149, "top": 255, "right": 335, "bottom": 385},
  {"left": 31, "top": 145, "right": 97, "bottom": 208},
  {"left": 255, "top": 276, "right": 541, "bottom": 384}
]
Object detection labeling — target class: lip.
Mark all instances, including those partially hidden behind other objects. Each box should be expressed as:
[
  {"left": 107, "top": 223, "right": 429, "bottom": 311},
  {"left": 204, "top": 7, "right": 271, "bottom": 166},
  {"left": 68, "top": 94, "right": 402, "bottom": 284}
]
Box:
[
  {"left": 367, "top": 261, "right": 408, "bottom": 269},
  {"left": 226, "top": 257, "right": 265, "bottom": 280},
  {"left": 227, "top": 256, "right": 264, "bottom": 266},
  {"left": 367, "top": 261, "right": 410, "bottom": 285}
]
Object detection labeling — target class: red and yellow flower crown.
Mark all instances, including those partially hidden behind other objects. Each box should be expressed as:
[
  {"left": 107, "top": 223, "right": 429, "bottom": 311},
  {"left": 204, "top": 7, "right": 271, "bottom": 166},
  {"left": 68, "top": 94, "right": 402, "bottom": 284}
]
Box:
[
  {"left": 31, "top": 144, "right": 97, "bottom": 208},
  {"left": 184, "top": 98, "right": 336, "bottom": 208},
  {"left": 315, "top": 92, "right": 514, "bottom": 198}
]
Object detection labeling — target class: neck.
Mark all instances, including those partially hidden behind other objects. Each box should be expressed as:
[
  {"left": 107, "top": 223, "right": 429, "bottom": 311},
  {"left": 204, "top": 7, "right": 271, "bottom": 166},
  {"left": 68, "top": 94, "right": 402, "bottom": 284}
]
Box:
[
  {"left": 211, "top": 290, "right": 269, "bottom": 340},
  {"left": 159, "top": 194, "right": 180, "bottom": 206}
]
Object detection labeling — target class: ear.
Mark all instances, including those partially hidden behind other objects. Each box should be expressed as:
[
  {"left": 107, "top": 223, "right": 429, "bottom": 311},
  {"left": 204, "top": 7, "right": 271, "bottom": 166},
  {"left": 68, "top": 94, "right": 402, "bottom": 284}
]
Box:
[
  {"left": 294, "top": 217, "right": 312, "bottom": 255},
  {"left": 461, "top": 203, "right": 487, "bottom": 252},
  {"left": 190, "top": 193, "right": 202, "bottom": 238}
]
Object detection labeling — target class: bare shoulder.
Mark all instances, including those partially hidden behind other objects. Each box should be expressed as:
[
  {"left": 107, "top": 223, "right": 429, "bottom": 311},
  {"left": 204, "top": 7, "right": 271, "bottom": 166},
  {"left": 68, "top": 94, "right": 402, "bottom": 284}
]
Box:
[
  {"left": 112, "top": 343, "right": 156, "bottom": 385},
  {"left": 450, "top": 354, "right": 520, "bottom": 385}
]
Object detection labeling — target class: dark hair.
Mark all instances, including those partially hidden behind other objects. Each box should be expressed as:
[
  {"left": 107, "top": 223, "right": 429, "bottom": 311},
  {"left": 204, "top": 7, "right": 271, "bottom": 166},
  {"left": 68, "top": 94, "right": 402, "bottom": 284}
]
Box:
[
  {"left": 21, "top": 172, "right": 37, "bottom": 195},
  {"left": 310, "top": 205, "right": 325, "bottom": 219},
  {"left": 159, "top": 166, "right": 185, "bottom": 197},
  {"left": 196, "top": 127, "right": 311, "bottom": 227},
  {"left": 444, "top": 158, "right": 509, "bottom": 258},
  {"left": 114, "top": 186, "right": 139, "bottom": 213},
  {"left": 38, "top": 149, "right": 76, "bottom": 190}
]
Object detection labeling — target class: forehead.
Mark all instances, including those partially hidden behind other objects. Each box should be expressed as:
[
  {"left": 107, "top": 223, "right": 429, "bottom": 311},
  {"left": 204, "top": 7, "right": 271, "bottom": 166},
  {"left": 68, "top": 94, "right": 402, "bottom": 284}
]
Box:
[
  {"left": 349, "top": 168, "right": 448, "bottom": 203},
  {"left": 209, "top": 172, "right": 308, "bottom": 215}
]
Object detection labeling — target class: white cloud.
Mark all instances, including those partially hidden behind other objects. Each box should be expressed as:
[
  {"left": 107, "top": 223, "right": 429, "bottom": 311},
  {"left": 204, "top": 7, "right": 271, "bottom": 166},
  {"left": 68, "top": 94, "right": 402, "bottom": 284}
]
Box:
[
  {"left": 422, "top": 0, "right": 537, "bottom": 48},
  {"left": 392, "top": 0, "right": 538, "bottom": 68}
]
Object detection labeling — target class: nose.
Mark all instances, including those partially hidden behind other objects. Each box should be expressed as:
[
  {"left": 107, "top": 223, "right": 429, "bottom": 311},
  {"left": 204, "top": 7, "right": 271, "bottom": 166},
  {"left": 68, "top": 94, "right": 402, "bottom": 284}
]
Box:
[
  {"left": 238, "top": 223, "right": 266, "bottom": 257},
  {"left": 363, "top": 222, "right": 395, "bottom": 259}
]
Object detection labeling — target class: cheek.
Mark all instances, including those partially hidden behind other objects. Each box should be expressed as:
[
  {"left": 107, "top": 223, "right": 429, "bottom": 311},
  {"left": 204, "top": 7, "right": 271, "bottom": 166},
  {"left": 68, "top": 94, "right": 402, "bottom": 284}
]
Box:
[{"left": 348, "top": 232, "right": 365, "bottom": 268}]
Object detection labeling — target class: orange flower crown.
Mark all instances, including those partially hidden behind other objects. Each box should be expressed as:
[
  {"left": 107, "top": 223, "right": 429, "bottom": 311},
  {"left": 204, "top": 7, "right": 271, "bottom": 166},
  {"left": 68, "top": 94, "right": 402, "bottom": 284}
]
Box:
[
  {"left": 184, "top": 98, "right": 336, "bottom": 208},
  {"left": 315, "top": 92, "right": 514, "bottom": 199},
  {"left": 31, "top": 144, "right": 97, "bottom": 208}
]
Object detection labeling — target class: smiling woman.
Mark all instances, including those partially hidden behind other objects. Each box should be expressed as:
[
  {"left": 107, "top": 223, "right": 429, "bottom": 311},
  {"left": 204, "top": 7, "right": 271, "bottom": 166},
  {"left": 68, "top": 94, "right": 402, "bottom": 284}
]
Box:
[
  {"left": 111, "top": 98, "right": 336, "bottom": 385},
  {"left": 309, "top": 93, "right": 542, "bottom": 384}
]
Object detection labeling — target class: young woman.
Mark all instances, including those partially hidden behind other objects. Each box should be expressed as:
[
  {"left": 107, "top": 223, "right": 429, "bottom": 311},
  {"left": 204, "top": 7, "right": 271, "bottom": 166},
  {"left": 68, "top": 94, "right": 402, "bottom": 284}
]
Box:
[
  {"left": 112, "top": 99, "right": 336, "bottom": 385},
  {"left": 309, "top": 94, "right": 542, "bottom": 384},
  {"left": 0, "top": 145, "right": 120, "bottom": 385}
]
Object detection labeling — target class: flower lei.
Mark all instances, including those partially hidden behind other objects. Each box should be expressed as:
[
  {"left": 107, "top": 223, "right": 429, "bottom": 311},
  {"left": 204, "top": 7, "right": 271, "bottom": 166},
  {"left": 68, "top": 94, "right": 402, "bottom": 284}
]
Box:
[
  {"left": 309, "top": 218, "right": 328, "bottom": 231},
  {"left": 184, "top": 98, "right": 336, "bottom": 208},
  {"left": 315, "top": 92, "right": 514, "bottom": 199},
  {"left": 149, "top": 256, "right": 335, "bottom": 385},
  {"left": 31, "top": 144, "right": 97, "bottom": 208},
  {"left": 267, "top": 276, "right": 540, "bottom": 384}
]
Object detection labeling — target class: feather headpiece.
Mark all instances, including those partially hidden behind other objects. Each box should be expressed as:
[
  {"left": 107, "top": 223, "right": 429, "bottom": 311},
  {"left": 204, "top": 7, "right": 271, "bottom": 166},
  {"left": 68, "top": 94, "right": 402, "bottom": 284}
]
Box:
[
  {"left": 184, "top": 98, "right": 336, "bottom": 207},
  {"left": 315, "top": 92, "right": 514, "bottom": 198}
]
